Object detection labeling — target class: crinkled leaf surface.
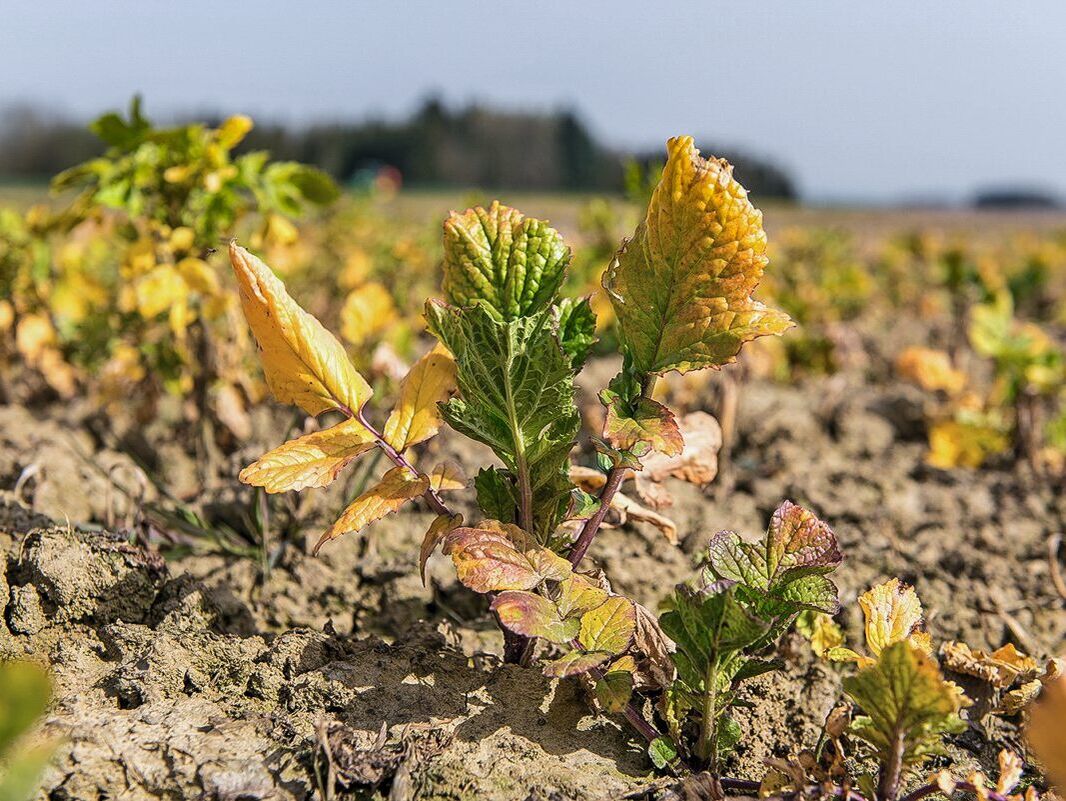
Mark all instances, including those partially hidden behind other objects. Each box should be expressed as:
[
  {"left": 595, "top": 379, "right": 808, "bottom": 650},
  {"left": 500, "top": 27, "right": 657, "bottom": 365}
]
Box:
[
  {"left": 230, "top": 243, "right": 371, "bottom": 416},
  {"left": 859, "top": 579, "right": 933, "bottom": 659},
  {"left": 239, "top": 417, "right": 376, "bottom": 493},
  {"left": 707, "top": 500, "right": 842, "bottom": 613},
  {"left": 314, "top": 466, "right": 428, "bottom": 553},
  {"left": 556, "top": 297, "right": 597, "bottom": 368},
  {"left": 939, "top": 642, "right": 1039, "bottom": 689},
  {"left": 426, "top": 301, "right": 579, "bottom": 538},
  {"left": 442, "top": 201, "right": 570, "bottom": 320},
  {"left": 383, "top": 344, "right": 457, "bottom": 452},
  {"left": 843, "top": 641, "right": 966, "bottom": 769},
  {"left": 602, "top": 136, "right": 792, "bottom": 375},
  {"left": 443, "top": 521, "right": 572, "bottom": 593},
  {"left": 474, "top": 467, "right": 516, "bottom": 523}
]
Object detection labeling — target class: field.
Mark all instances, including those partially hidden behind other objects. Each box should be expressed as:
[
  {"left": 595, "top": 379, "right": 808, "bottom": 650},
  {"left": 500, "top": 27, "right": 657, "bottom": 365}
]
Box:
[{"left": 0, "top": 128, "right": 1065, "bottom": 801}]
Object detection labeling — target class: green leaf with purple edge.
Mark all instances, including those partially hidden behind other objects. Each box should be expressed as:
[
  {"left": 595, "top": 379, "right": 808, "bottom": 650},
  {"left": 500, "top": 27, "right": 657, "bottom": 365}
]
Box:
[
  {"left": 706, "top": 500, "right": 842, "bottom": 614},
  {"left": 492, "top": 591, "right": 580, "bottom": 644}
]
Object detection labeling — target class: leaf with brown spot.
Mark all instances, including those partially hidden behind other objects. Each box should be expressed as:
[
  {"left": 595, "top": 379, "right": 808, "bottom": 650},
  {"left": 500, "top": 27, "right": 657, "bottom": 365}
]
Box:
[{"left": 314, "top": 466, "right": 428, "bottom": 554}]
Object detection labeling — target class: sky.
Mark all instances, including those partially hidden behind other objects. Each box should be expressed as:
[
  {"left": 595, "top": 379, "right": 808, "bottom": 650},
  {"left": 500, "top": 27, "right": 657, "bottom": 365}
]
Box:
[{"left": 2, "top": 1, "right": 1064, "bottom": 202}]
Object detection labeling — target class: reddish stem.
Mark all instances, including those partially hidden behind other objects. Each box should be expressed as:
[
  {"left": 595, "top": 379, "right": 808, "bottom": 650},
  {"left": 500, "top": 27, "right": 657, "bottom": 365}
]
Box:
[{"left": 568, "top": 464, "right": 627, "bottom": 566}]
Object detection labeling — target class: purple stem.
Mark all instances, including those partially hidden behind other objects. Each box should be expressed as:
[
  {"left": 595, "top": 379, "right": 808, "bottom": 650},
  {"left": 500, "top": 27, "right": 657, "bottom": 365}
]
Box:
[{"left": 568, "top": 464, "right": 627, "bottom": 566}]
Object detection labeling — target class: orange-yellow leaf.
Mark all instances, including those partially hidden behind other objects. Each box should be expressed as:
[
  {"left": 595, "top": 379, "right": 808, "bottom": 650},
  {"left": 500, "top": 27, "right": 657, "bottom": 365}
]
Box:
[
  {"left": 239, "top": 418, "right": 377, "bottom": 493},
  {"left": 419, "top": 513, "right": 462, "bottom": 585},
  {"left": 896, "top": 347, "right": 966, "bottom": 395},
  {"left": 230, "top": 242, "right": 372, "bottom": 417},
  {"left": 383, "top": 345, "right": 457, "bottom": 452},
  {"left": 443, "top": 520, "right": 572, "bottom": 593},
  {"left": 340, "top": 282, "right": 398, "bottom": 346},
  {"left": 314, "top": 466, "right": 428, "bottom": 553},
  {"left": 429, "top": 461, "right": 467, "bottom": 493},
  {"left": 603, "top": 136, "right": 792, "bottom": 375}
]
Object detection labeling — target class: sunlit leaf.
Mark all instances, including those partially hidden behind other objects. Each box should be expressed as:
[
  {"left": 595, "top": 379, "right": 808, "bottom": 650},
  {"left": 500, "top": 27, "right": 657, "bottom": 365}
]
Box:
[
  {"left": 555, "top": 574, "right": 610, "bottom": 619},
  {"left": 707, "top": 500, "right": 842, "bottom": 614},
  {"left": 230, "top": 243, "right": 372, "bottom": 416},
  {"left": 428, "top": 461, "right": 466, "bottom": 493},
  {"left": 239, "top": 417, "right": 377, "bottom": 493},
  {"left": 555, "top": 297, "right": 597, "bottom": 368},
  {"left": 601, "top": 389, "right": 683, "bottom": 458},
  {"left": 443, "top": 520, "right": 572, "bottom": 593},
  {"left": 314, "top": 466, "right": 428, "bottom": 553},
  {"left": 895, "top": 347, "right": 966, "bottom": 395},
  {"left": 426, "top": 300, "right": 578, "bottom": 538},
  {"left": 578, "top": 595, "right": 637, "bottom": 656},
  {"left": 543, "top": 650, "right": 611, "bottom": 678},
  {"left": 383, "top": 344, "right": 457, "bottom": 452},
  {"left": 603, "top": 136, "right": 792, "bottom": 375},
  {"left": 492, "top": 590, "right": 580, "bottom": 644},
  {"left": 844, "top": 641, "right": 967, "bottom": 772},
  {"left": 442, "top": 201, "right": 569, "bottom": 320},
  {"left": 796, "top": 610, "right": 846, "bottom": 658}
]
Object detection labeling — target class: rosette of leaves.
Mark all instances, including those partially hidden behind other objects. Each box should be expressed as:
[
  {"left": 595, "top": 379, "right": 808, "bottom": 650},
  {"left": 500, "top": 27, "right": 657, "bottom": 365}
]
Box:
[{"left": 657, "top": 501, "right": 842, "bottom": 770}]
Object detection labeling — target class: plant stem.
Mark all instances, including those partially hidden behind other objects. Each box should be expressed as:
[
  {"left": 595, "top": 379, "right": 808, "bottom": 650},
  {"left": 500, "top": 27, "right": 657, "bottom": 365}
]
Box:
[
  {"left": 876, "top": 733, "right": 906, "bottom": 801},
  {"left": 568, "top": 374, "right": 658, "bottom": 568},
  {"left": 348, "top": 406, "right": 453, "bottom": 518},
  {"left": 698, "top": 658, "right": 720, "bottom": 773},
  {"left": 899, "top": 781, "right": 1014, "bottom": 801}
]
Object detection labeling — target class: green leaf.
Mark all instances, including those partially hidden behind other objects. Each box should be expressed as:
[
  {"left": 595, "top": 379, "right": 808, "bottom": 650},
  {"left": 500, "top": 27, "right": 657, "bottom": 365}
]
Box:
[
  {"left": 595, "top": 669, "right": 635, "bottom": 713},
  {"left": 843, "top": 641, "right": 967, "bottom": 771},
  {"left": 603, "top": 136, "right": 792, "bottom": 375},
  {"left": 567, "top": 487, "right": 601, "bottom": 520},
  {"left": 660, "top": 581, "right": 771, "bottom": 684},
  {"left": 578, "top": 595, "right": 637, "bottom": 656},
  {"left": 426, "top": 301, "right": 579, "bottom": 539},
  {"left": 555, "top": 574, "right": 610, "bottom": 618},
  {"left": 0, "top": 661, "right": 51, "bottom": 756},
  {"left": 442, "top": 521, "right": 572, "bottom": 593},
  {"left": 287, "top": 164, "right": 341, "bottom": 205},
  {"left": 556, "top": 297, "right": 597, "bottom": 368},
  {"left": 706, "top": 500, "right": 842, "bottom": 614},
  {"left": 601, "top": 388, "right": 683, "bottom": 458},
  {"left": 492, "top": 591, "right": 580, "bottom": 644},
  {"left": 441, "top": 202, "right": 570, "bottom": 321},
  {"left": 474, "top": 467, "right": 516, "bottom": 523},
  {"left": 648, "top": 736, "right": 679, "bottom": 770}
]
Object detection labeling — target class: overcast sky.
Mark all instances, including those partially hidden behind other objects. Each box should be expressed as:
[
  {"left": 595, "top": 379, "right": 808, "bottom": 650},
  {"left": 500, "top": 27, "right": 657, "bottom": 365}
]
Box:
[{"left": 2, "top": 1, "right": 1063, "bottom": 202}]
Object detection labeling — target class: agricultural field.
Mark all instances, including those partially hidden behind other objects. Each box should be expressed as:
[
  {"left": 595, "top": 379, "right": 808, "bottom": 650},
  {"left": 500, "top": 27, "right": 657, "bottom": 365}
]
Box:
[{"left": 0, "top": 111, "right": 1064, "bottom": 801}]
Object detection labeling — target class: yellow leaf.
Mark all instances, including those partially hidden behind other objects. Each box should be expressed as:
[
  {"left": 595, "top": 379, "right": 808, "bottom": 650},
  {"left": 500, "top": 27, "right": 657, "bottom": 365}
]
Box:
[
  {"left": 15, "top": 314, "right": 56, "bottom": 361},
  {"left": 136, "top": 265, "right": 188, "bottom": 319},
  {"left": 230, "top": 242, "right": 372, "bottom": 417},
  {"left": 0, "top": 299, "right": 13, "bottom": 332},
  {"left": 419, "top": 513, "right": 462, "bottom": 585},
  {"left": 896, "top": 347, "right": 967, "bottom": 395},
  {"left": 217, "top": 114, "right": 254, "bottom": 149},
  {"left": 239, "top": 417, "right": 376, "bottom": 493},
  {"left": 927, "top": 418, "right": 1009, "bottom": 469},
  {"left": 169, "top": 226, "right": 196, "bottom": 253},
  {"left": 939, "top": 641, "right": 1040, "bottom": 689},
  {"left": 603, "top": 135, "right": 792, "bottom": 375},
  {"left": 1027, "top": 673, "right": 1066, "bottom": 791},
  {"left": 314, "top": 465, "right": 428, "bottom": 553},
  {"left": 860, "top": 579, "right": 932, "bottom": 658},
  {"left": 176, "top": 257, "right": 219, "bottom": 295},
  {"left": 340, "top": 282, "right": 397, "bottom": 346},
  {"left": 382, "top": 344, "right": 457, "bottom": 452},
  {"left": 429, "top": 461, "right": 466, "bottom": 493}
]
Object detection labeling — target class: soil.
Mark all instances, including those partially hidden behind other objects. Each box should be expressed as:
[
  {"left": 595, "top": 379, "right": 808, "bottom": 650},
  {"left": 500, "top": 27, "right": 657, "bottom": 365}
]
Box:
[{"left": 2, "top": 349, "right": 1063, "bottom": 799}]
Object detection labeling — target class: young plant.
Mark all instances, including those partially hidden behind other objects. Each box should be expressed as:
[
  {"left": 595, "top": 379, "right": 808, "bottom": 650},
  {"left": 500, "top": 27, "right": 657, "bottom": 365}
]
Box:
[
  {"left": 658, "top": 501, "right": 842, "bottom": 773},
  {"left": 230, "top": 136, "right": 799, "bottom": 775}
]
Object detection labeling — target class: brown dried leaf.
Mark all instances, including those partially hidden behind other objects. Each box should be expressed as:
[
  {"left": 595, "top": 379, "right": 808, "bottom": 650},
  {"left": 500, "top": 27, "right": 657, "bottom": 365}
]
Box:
[
  {"left": 940, "top": 641, "right": 1040, "bottom": 689},
  {"left": 419, "top": 513, "right": 462, "bottom": 585}
]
